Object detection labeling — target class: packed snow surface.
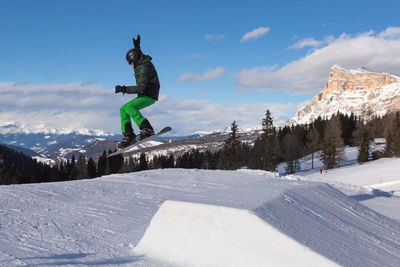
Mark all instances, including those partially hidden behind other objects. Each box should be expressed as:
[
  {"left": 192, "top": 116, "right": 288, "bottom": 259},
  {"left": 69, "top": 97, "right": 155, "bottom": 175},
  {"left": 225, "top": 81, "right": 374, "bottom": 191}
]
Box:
[
  {"left": 134, "top": 200, "right": 338, "bottom": 267},
  {"left": 1, "top": 156, "right": 400, "bottom": 266}
]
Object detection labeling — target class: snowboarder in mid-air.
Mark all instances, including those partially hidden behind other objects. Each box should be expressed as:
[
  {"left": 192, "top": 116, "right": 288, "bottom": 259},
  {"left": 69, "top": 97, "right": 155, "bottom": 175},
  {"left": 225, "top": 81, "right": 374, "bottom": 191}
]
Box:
[{"left": 115, "top": 35, "right": 160, "bottom": 148}]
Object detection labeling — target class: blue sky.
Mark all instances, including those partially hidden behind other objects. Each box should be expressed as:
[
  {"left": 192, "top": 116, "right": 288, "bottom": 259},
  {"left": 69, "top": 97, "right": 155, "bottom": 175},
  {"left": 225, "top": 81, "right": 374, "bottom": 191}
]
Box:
[{"left": 1, "top": 0, "right": 400, "bottom": 135}]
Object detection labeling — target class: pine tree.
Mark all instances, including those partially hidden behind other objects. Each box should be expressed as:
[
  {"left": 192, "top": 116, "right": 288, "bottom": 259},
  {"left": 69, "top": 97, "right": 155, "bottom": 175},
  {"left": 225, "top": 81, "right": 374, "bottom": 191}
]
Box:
[
  {"left": 394, "top": 127, "right": 400, "bottom": 157},
  {"left": 59, "top": 162, "right": 67, "bottom": 181},
  {"left": 264, "top": 132, "right": 280, "bottom": 171},
  {"left": 385, "top": 131, "right": 395, "bottom": 157},
  {"left": 396, "top": 112, "right": 400, "bottom": 129},
  {"left": 151, "top": 155, "right": 160, "bottom": 169},
  {"left": 281, "top": 133, "right": 302, "bottom": 174},
  {"left": 313, "top": 116, "right": 326, "bottom": 141},
  {"left": 320, "top": 115, "right": 345, "bottom": 169},
  {"left": 167, "top": 154, "right": 175, "bottom": 168},
  {"left": 87, "top": 157, "right": 97, "bottom": 178},
  {"left": 119, "top": 155, "right": 136, "bottom": 173},
  {"left": 176, "top": 149, "right": 205, "bottom": 169},
  {"left": 205, "top": 150, "right": 220, "bottom": 169},
  {"left": 192, "top": 149, "right": 205, "bottom": 169},
  {"left": 68, "top": 154, "right": 78, "bottom": 180},
  {"left": 353, "top": 118, "right": 367, "bottom": 146},
  {"left": 306, "top": 127, "right": 320, "bottom": 169},
  {"left": 384, "top": 113, "right": 397, "bottom": 157},
  {"left": 262, "top": 109, "right": 273, "bottom": 134},
  {"left": 137, "top": 152, "right": 148, "bottom": 171},
  {"left": 248, "top": 137, "right": 263, "bottom": 170},
  {"left": 240, "top": 143, "right": 252, "bottom": 167},
  {"left": 249, "top": 111, "right": 280, "bottom": 171},
  {"left": 357, "top": 136, "right": 369, "bottom": 164},
  {"left": 339, "top": 112, "right": 357, "bottom": 145},
  {"left": 128, "top": 156, "right": 136, "bottom": 172},
  {"left": 108, "top": 153, "right": 124, "bottom": 173},
  {"left": 97, "top": 151, "right": 107, "bottom": 176},
  {"left": 76, "top": 153, "right": 88, "bottom": 179},
  {"left": 176, "top": 153, "right": 189, "bottom": 168},
  {"left": 219, "top": 121, "right": 242, "bottom": 170}
]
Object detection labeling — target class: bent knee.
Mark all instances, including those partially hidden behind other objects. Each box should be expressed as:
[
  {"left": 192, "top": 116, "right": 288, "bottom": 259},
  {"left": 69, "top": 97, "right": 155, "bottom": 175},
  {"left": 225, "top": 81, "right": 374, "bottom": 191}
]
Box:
[
  {"left": 121, "top": 103, "right": 134, "bottom": 111},
  {"left": 120, "top": 105, "right": 127, "bottom": 115}
]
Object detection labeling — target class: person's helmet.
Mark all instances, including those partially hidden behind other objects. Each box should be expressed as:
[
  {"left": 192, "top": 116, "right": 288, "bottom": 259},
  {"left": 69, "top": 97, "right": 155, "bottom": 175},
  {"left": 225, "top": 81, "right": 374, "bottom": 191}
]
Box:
[
  {"left": 126, "top": 34, "right": 143, "bottom": 65},
  {"left": 126, "top": 48, "right": 142, "bottom": 65}
]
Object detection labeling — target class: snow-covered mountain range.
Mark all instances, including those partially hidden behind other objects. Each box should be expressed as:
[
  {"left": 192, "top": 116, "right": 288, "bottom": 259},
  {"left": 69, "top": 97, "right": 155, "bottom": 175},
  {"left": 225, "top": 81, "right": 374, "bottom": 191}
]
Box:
[
  {"left": 0, "top": 120, "right": 262, "bottom": 162},
  {"left": 0, "top": 121, "right": 113, "bottom": 136},
  {"left": 0, "top": 122, "right": 117, "bottom": 160},
  {"left": 288, "top": 65, "right": 400, "bottom": 125}
]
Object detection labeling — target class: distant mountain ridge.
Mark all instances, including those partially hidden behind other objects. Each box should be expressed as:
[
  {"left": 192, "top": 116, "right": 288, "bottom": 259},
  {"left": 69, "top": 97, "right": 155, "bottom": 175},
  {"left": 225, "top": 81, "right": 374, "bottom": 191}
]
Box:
[
  {"left": 288, "top": 65, "right": 400, "bottom": 125},
  {"left": 0, "top": 120, "right": 264, "bottom": 162},
  {"left": 0, "top": 122, "right": 117, "bottom": 160},
  {"left": 0, "top": 121, "right": 113, "bottom": 136}
]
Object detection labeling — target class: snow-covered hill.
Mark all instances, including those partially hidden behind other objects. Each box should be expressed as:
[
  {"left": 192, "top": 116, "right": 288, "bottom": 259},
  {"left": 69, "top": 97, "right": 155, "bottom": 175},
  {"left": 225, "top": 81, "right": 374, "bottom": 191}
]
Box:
[
  {"left": 1, "top": 155, "right": 400, "bottom": 266},
  {"left": 288, "top": 65, "right": 400, "bottom": 125}
]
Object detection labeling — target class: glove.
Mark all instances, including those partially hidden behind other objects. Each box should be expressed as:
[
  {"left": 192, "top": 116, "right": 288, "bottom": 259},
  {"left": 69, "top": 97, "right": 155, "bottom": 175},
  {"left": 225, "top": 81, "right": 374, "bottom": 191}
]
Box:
[
  {"left": 133, "top": 34, "right": 141, "bottom": 50},
  {"left": 115, "top": 85, "right": 127, "bottom": 94}
]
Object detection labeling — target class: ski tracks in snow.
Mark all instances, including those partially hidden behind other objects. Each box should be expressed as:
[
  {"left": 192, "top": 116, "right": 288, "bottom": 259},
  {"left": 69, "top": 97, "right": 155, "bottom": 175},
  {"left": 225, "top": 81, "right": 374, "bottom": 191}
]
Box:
[{"left": 0, "top": 168, "right": 400, "bottom": 266}]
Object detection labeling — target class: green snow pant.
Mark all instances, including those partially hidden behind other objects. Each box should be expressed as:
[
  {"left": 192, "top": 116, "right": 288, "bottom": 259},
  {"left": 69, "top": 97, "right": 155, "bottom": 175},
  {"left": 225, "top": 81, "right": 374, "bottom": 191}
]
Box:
[{"left": 120, "top": 95, "right": 155, "bottom": 134}]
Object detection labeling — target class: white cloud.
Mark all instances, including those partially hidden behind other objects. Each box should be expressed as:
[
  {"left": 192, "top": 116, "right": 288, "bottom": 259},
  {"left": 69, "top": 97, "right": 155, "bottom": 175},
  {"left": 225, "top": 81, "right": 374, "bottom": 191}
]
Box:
[
  {"left": 0, "top": 82, "right": 297, "bottom": 136},
  {"left": 179, "top": 67, "right": 226, "bottom": 83},
  {"left": 289, "top": 35, "right": 336, "bottom": 50},
  {"left": 289, "top": 38, "right": 323, "bottom": 49},
  {"left": 150, "top": 95, "right": 298, "bottom": 134},
  {"left": 0, "top": 82, "right": 123, "bottom": 133},
  {"left": 205, "top": 34, "right": 226, "bottom": 41},
  {"left": 377, "top": 26, "right": 400, "bottom": 39},
  {"left": 235, "top": 27, "right": 400, "bottom": 94},
  {"left": 241, "top": 27, "right": 270, "bottom": 42}
]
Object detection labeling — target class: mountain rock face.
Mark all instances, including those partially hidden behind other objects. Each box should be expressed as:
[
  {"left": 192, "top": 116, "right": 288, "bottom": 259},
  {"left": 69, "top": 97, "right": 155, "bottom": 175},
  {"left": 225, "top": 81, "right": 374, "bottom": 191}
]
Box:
[{"left": 288, "top": 65, "right": 400, "bottom": 125}]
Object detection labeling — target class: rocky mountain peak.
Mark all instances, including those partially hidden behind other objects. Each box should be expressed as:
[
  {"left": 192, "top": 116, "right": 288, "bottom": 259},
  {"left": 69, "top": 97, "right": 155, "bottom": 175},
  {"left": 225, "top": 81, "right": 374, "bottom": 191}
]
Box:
[
  {"left": 288, "top": 65, "right": 400, "bottom": 125},
  {"left": 319, "top": 65, "right": 397, "bottom": 100}
]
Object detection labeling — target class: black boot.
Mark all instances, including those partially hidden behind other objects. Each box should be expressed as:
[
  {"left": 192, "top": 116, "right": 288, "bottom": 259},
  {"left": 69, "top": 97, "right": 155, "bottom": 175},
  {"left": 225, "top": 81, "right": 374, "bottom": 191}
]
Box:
[
  {"left": 118, "top": 123, "right": 137, "bottom": 148},
  {"left": 137, "top": 119, "right": 154, "bottom": 140}
]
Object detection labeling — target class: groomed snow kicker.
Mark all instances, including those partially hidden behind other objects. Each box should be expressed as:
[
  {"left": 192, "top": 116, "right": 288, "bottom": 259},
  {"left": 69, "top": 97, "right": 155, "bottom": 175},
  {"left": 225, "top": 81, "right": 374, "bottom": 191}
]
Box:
[
  {"left": 254, "top": 183, "right": 400, "bottom": 266},
  {"left": 133, "top": 200, "right": 338, "bottom": 267}
]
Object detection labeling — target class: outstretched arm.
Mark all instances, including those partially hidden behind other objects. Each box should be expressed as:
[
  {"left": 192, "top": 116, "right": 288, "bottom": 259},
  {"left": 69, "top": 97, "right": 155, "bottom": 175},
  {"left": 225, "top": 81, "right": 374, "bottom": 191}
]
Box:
[
  {"left": 114, "top": 85, "right": 142, "bottom": 95},
  {"left": 124, "top": 85, "right": 142, "bottom": 94},
  {"left": 115, "top": 65, "right": 149, "bottom": 94}
]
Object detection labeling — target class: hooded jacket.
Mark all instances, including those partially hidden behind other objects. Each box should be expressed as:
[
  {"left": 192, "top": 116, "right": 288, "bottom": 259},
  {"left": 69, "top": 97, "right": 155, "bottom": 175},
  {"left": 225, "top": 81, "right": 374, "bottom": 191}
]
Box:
[{"left": 125, "top": 54, "right": 160, "bottom": 101}]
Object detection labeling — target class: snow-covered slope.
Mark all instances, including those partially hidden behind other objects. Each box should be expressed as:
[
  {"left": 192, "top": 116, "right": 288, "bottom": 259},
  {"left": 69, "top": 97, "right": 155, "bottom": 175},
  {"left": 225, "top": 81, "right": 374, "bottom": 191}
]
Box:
[
  {"left": 134, "top": 200, "right": 337, "bottom": 267},
  {"left": 293, "top": 152, "right": 400, "bottom": 222},
  {"left": 288, "top": 65, "right": 400, "bottom": 125},
  {"left": 1, "top": 165, "right": 400, "bottom": 266}
]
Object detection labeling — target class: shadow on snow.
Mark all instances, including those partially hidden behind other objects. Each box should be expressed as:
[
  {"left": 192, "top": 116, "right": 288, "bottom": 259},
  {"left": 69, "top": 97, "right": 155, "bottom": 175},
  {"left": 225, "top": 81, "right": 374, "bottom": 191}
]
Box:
[
  {"left": 19, "top": 253, "right": 144, "bottom": 266},
  {"left": 350, "top": 189, "right": 395, "bottom": 201}
]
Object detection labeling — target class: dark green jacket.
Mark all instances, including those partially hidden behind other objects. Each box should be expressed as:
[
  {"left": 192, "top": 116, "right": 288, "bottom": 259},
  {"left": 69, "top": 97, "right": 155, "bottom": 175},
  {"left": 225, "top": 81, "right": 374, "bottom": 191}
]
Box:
[{"left": 126, "top": 55, "right": 160, "bottom": 100}]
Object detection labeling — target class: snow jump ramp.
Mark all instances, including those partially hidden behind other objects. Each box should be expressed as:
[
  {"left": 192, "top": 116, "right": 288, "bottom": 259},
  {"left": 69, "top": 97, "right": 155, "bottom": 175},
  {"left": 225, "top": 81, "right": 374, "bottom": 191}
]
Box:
[{"left": 133, "top": 200, "right": 338, "bottom": 267}]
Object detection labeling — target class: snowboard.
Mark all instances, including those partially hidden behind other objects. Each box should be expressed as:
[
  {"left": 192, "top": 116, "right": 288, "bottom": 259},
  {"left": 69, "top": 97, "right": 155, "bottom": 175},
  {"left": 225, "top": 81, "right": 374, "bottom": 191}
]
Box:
[{"left": 107, "top": 126, "right": 172, "bottom": 157}]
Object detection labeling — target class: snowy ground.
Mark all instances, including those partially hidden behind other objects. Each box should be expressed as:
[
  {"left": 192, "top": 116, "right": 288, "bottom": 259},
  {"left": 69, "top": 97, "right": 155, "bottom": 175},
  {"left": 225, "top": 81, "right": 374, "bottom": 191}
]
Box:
[
  {"left": 1, "top": 148, "right": 400, "bottom": 266},
  {"left": 282, "top": 146, "right": 400, "bottom": 222}
]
